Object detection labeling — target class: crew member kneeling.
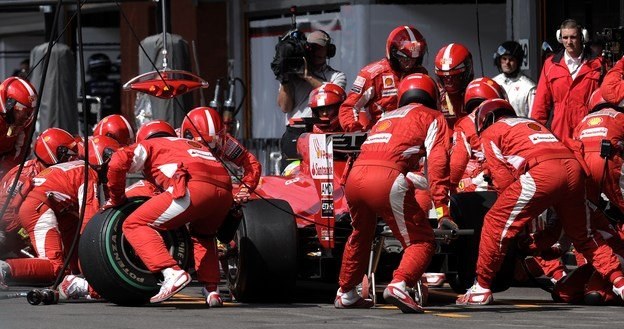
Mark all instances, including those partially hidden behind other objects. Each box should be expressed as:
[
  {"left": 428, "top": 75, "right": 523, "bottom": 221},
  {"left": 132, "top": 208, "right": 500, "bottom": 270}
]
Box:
[
  {"left": 457, "top": 99, "right": 624, "bottom": 305},
  {"left": 106, "top": 120, "right": 258, "bottom": 305}
]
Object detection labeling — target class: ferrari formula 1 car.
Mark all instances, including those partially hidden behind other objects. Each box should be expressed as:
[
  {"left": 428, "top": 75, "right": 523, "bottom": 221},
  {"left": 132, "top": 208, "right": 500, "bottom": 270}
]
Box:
[{"left": 78, "top": 131, "right": 517, "bottom": 305}]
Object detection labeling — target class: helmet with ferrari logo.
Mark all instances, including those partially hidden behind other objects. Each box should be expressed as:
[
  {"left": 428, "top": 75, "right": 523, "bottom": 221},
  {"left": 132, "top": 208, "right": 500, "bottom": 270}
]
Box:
[
  {"left": 0, "top": 77, "right": 37, "bottom": 127},
  {"left": 34, "top": 128, "right": 78, "bottom": 166},
  {"left": 308, "top": 83, "right": 346, "bottom": 131},
  {"left": 386, "top": 25, "right": 427, "bottom": 74},
  {"left": 180, "top": 107, "right": 224, "bottom": 145},
  {"left": 434, "top": 43, "right": 474, "bottom": 94}
]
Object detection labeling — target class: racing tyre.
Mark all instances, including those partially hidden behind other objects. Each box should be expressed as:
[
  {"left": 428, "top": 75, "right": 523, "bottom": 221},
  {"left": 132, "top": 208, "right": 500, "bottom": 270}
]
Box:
[
  {"left": 226, "top": 199, "right": 297, "bottom": 302},
  {"left": 448, "top": 191, "right": 517, "bottom": 293},
  {"left": 79, "top": 198, "right": 191, "bottom": 305}
]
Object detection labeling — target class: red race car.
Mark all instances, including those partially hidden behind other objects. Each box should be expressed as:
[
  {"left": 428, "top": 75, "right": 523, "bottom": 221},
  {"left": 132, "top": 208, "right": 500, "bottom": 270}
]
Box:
[{"left": 79, "top": 128, "right": 517, "bottom": 305}]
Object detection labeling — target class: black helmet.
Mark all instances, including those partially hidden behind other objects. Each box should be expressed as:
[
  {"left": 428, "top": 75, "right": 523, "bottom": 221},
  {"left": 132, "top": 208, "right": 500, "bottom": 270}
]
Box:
[
  {"left": 493, "top": 41, "right": 524, "bottom": 73},
  {"left": 88, "top": 53, "right": 112, "bottom": 76}
]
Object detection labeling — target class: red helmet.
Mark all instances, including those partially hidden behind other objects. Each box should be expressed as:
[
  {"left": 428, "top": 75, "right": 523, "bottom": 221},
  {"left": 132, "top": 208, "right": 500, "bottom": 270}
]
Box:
[
  {"left": 385, "top": 26, "right": 427, "bottom": 73},
  {"left": 434, "top": 43, "right": 474, "bottom": 93},
  {"left": 85, "top": 135, "right": 120, "bottom": 167},
  {"left": 588, "top": 89, "right": 611, "bottom": 113},
  {"left": 34, "top": 128, "right": 78, "bottom": 166},
  {"left": 135, "top": 120, "right": 176, "bottom": 143},
  {"left": 0, "top": 77, "right": 37, "bottom": 126},
  {"left": 93, "top": 114, "right": 135, "bottom": 146},
  {"left": 308, "top": 83, "right": 345, "bottom": 131},
  {"left": 397, "top": 73, "right": 439, "bottom": 108},
  {"left": 181, "top": 107, "right": 224, "bottom": 144},
  {"left": 474, "top": 98, "right": 517, "bottom": 135},
  {"left": 308, "top": 83, "right": 346, "bottom": 109},
  {"left": 74, "top": 135, "right": 85, "bottom": 160},
  {"left": 463, "top": 77, "right": 507, "bottom": 113}
]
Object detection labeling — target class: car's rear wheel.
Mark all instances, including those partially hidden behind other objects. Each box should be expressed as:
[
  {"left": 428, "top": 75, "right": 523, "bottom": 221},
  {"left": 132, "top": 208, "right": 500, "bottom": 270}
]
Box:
[{"left": 225, "top": 199, "right": 297, "bottom": 302}]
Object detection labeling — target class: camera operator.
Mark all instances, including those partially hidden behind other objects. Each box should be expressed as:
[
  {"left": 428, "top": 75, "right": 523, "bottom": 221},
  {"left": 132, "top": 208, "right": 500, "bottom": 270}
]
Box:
[{"left": 276, "top": 30, "right": 346, "bottom": 169}]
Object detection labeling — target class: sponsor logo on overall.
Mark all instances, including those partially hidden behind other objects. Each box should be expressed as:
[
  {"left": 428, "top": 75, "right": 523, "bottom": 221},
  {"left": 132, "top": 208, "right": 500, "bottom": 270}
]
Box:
[
  {"left": 186, "top": 140, "right": 204, "bottom": 148},
  {"left": 383, "top": 75, "right": 395, "bottom": 88},
  {"left": 375, "top": 120, "right": 392, "bottom": 132},
  {"left": 587, "top": 117, "right": 603, "bottom": 126},
  {"left": 528, "top": 133, "right": 557, "bottom": 144},
  {"left": 580, "top": 127, "right": 608, "bottom": 138},
  {"left": 527, "top": 122, "right": 542, "bottom": 131},
  {"left": 363, "top": 133, "right": 392, "bottom": 145},
  {"left": 351, "top": 76, "right": 366, "bottom": 94}
]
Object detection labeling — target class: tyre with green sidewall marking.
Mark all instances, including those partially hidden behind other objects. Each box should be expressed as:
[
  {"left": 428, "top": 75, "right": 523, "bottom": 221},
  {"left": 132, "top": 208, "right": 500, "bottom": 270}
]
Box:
[{"left": 79, "top": 198, "right": 191, "bottom": 305}]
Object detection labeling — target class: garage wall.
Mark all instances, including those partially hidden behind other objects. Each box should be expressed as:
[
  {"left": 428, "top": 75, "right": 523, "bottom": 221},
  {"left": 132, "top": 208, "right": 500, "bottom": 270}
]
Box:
[{"left": 0, "top": 12, "right": 45, "bottom": 79}]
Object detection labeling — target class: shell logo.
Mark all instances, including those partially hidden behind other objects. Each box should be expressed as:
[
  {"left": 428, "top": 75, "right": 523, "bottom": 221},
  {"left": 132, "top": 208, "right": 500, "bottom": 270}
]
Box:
[
  {"left": 527, "top": 123, "right": 542, "bottom": 131},
  {"left": 187, "top": 140, "right": 203, "bottom": 149},
  {"left": 39, "top": 168, "right": 53, "bottom": 177},
  {"left": 383, "top": 76, "right": 395, "bottom": 88},
  {"left": 587, "top": 117, "right": 603, "bottom": 126},
  {"left": 376, "top": 120, "right": 392, "bottom": 132}
]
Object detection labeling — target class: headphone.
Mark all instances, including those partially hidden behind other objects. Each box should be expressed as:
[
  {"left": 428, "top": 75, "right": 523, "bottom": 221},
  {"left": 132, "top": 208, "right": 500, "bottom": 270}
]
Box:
[
  {"left": 318, "top": 30, "right": 336, "bottom": 59},
  {"left": 556, "top": 19, "right": 589, "bottom": 44}
]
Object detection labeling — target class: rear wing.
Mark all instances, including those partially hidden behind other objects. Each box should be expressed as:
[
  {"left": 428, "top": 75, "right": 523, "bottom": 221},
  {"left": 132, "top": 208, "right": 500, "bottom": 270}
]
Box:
[{"left": 329, "top": 132, "right": 367, "bottom": 160}]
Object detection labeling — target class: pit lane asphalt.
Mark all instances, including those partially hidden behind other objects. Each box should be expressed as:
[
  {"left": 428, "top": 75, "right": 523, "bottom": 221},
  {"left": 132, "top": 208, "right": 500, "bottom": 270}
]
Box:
[{"left": 1, "top": 281, "right": 622, "bottom": 329}]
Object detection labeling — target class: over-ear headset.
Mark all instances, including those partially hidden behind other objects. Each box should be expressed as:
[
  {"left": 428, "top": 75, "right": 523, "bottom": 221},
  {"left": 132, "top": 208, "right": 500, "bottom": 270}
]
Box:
[
  {"left": 556, "top": 19, "right": 589, "bottom": 44},
  {"left": 318, "top": 30, "right": 336, "bottom": 59}
]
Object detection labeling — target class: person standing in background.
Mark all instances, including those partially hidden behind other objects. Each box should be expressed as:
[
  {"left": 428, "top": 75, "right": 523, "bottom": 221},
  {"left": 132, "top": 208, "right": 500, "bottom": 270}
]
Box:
[
  {"left": 492, "top": 41, "right": 536, "bottom": 117},
  {"left": 531, "top": 19, "right": 603, "bottom": 142},
  {"left": 11, "top": 59, "right": 29, "bottom": 80},
  {"left": 86, "top": 53, "right": 121, "bottom": 120},
  {"left": 277, "top": 30, "right": 346, "bottom": 169}
]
